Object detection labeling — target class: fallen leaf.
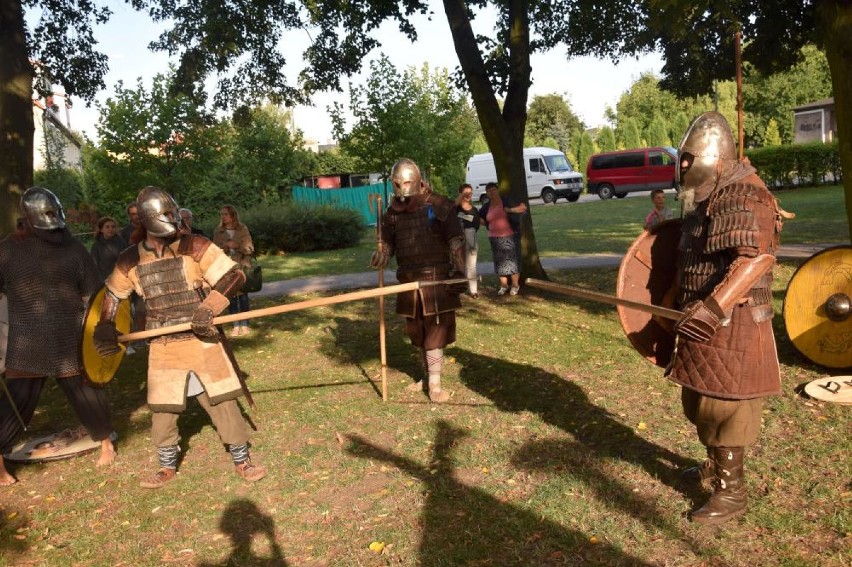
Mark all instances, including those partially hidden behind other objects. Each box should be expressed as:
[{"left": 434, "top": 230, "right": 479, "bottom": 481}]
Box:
[
  {"left": 589, "top": 535, "right": 600, "bottom": 544},
  {"left": 369, "top": 541, "right": 385, "bottom": 553},
  {"left": 637, "top": 422, "right": 647, "bottom": 430}
]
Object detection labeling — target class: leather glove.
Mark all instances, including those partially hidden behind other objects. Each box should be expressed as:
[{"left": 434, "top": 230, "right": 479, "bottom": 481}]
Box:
[
  {"left": 369, "top": 249, "right": 389, "bottom": 270},
  {"left": 191, "top": 290, "right": 230, "bottom": 339},
  {"left": 93, "top": 321, "right": 121, "bottom": 357},
  {"left": 674, "top": 300, "right": 723, "bottom": 342}
]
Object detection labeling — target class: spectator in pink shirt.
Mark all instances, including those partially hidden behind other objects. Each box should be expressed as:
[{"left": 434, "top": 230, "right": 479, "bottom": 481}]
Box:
[{"left": 478, "top": 182, "right": 527, "bottom": 296}]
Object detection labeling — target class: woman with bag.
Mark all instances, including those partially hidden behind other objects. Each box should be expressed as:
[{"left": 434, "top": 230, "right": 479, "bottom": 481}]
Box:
[
  {"left": 478, "top": 182, "right": 527, "bottom": 296},
  {"left": 213, "top": 205, "right": 255, "bottom": 336}
]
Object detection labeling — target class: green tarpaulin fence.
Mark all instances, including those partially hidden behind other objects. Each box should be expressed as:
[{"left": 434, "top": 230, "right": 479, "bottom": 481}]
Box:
[{"left": 292, "top": 182, "right": 391, "bottom": 226}]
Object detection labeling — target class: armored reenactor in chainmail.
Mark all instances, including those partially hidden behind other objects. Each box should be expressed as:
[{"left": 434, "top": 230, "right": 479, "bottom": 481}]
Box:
[
  {"left": 669, "top": 112, "right": 785, "bottom": 525},
  {"left": 369, "top": 159, "right": 466, "bottom": 403},
  {"left": 0, "top": 187, "right": 116, "bottom": 486},
  {"left": 93, "top": 186, "right": 266, "bottom": 488}
]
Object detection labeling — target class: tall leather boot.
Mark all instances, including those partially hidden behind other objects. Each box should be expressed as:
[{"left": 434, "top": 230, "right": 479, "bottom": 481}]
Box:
[
  {"left": 681, "top": 446, "right": 714, "bottom": 484},
  {"left": 690, "top": 447, "right": 747, "bottom": 525}
]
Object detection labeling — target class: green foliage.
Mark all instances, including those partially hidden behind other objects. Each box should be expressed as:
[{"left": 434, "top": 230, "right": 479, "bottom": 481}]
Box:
[
  {"left": 33, "top": 167, "right": 84, "bottom": 209},
  {"left": 743, "top": 45, "right": 832, "bottom": 146},
  {"left": 331, "top": 56, "right": 480, "bottom": 197},
  {"left": 617, "top": 118, "right": 643, "bottom": 149},
  {"left": 571, "top": 130, "right": 597, "bottom": 175},
  {"left": 745, "top": 142, "right": 841, "bottom": 188},
  {"left": 763, "top": 119, "right": 783, "bottom": 147},
  {"left": 241, "top": 203, "right": 364, "bottom": 254},
  {"left": 525, "top": 94, "right": 584, "bottom": 154},
  {"left": 594, "top": 127, "right": 617, "bottom": 152},
  {"left": 644, "top": 114, "right": 670, "bottom": 146}
]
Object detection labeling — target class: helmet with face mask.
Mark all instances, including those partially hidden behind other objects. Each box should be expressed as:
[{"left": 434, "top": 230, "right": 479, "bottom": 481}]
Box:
[
  {"left": 20, "top": 186, "right": 66, "bottom": 232},
  {"left": 137, "top": 186, "right": 180, "bottom": 238},
  {"left": 390, "top": 159, "right": 423, "bottom": 200},
  {"left": 677, "top": 111, "right": 738, "bottom": 203}
]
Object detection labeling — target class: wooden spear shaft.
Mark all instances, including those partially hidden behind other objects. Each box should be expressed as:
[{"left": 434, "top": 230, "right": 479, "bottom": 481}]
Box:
[
  {"left": 735, "top": 30, "right": 744, "bottom": 160},
  {"left": 117, "top": 279, "right": 467, "bottom": 343},
  {"left": 374, "top": 195, "right": 388, "bottom": 402},
  {"left": 525, "top": 278, "right": 683, "bottom": 321}
]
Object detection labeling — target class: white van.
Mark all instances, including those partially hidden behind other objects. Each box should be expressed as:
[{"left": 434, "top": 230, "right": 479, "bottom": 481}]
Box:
[{"left": 465, "top": 147, "right": 584, "bottom": 204}]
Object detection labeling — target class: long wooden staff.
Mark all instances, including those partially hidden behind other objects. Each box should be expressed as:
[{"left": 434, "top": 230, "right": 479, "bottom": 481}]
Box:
[
  {"left": 370, "top": 194, "right": 389, "bottom": 402},
  {"left": 116, "top": 279, "right": 466, "bottom": 343},
  {"left": 526, "top": 279, "right": 683, "bottom": 320},
  {"left": 735, "top": 29, "right": 744, "bottom": 160}
]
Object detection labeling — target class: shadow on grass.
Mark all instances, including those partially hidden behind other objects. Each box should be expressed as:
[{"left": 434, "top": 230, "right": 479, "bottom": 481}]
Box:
[
  {"left": 346, "top": 421, "right": 657, "bottom": 567},
  {"left": 198, "top": 498, "right": 288, "bottom": 566},
  {"left": 452, "top": 349, "right": 708, "bottom": 512}
]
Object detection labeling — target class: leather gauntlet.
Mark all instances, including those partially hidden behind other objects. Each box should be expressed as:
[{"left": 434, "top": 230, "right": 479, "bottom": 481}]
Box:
[
  {"left": 93, "top": 321, "right": 121, "bottom": 356},
  {"left": 191, "top": 290, "right": 230, "bottom": 338},
  {"left": 674, "top": 300, "right": 723, "bottom": 342}
]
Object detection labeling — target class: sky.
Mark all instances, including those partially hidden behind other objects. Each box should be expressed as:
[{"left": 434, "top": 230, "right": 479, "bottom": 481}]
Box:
[{"left": 47, "top": 2, "right": 665, "bottom": 145}]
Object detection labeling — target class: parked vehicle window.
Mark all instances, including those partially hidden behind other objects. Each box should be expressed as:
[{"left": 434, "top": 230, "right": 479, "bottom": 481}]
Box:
[
  {"left": 615, "top": 152, "right": 645, "bottom": 168},
  {"left": 648, "top": 150, "right": 675, "bottom": 166},
  {"left": 543, "top": 154, "right": 574, "bottom": 172},
  {"left": 529, "top": 157, "right": 546, "bottom": 173}
]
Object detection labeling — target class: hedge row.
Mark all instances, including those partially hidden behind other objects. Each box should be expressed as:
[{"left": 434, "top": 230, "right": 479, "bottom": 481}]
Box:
[
  {"left": 745, "top": 141, "right": 842, "bottom": 189},
  {"left": 199, "top": 203, "right": 364, "bottom": 254}
]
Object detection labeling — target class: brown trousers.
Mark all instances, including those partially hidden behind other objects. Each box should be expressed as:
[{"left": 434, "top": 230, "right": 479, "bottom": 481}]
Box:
[
  {"left": 681, "top": 387, "right": 763, "bottom": 447},
  {"left": 151, "top": 392, "right": 250, "bottom": 448}
]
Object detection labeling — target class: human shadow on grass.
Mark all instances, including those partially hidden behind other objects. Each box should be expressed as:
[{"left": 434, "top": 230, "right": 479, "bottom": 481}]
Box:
[
  {"left": 452, "top": 349, "right": 707, "bottom": 510},
  {"left": 346, "top": 420, "right": 655, "bottom": 566},
  {"left": 197, "top": 498, "right": 288, "bottom": 567}
]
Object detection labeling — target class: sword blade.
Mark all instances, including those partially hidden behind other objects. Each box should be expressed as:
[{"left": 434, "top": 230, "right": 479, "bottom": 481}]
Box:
[{"left": 525, "top": 278, "right": 683, "bottom": 321}]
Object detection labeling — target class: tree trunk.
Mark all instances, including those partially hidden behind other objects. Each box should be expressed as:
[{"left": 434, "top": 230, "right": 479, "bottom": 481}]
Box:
[
  {"left": 0, "top": 0, "right": 34, "bottom": 238},
  {"left": 442, "top": 0, "right": 547, "bottom": 279},
  {"left": 817, "top": 1, "right": 852, "bottom": 241}
]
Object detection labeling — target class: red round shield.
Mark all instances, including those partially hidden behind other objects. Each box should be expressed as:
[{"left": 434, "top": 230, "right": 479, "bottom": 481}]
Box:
[{"left": 616, "top": 219, "right": 682, "bottom": 368}]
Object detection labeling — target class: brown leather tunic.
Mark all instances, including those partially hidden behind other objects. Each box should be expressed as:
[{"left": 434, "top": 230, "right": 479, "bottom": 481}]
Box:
[
  {"left": 668, "top": 175, "right": 783, "bottom": 399},
  {"left": 381, "top": 192, "right": 463, "bottom": 318}
]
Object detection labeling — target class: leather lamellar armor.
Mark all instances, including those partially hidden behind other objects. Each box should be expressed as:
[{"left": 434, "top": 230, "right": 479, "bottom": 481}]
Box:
[
  {"left": 677, "top": 181, "right": 780, "bottom": 308},
  {"left": 0, "top": 232, "right": 99, "bottom": 376},
  {"left": 670, "top": 178, "right": 783, "bottom": 400},
  {"left": 381, "top": 193, "right": 463, "bottom": 317}
]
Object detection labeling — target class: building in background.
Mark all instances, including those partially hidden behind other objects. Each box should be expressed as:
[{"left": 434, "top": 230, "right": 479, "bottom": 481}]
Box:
[{"left": 792, "top": 98, "right": 836, "bottom": 144}]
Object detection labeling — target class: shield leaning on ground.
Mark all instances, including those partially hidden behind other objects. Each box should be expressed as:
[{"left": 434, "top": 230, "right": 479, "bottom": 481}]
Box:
[
  {"left": 803, "top": 375, "right": 852, "bottom": 406},
  {"left": 616, "top": 219, "right": 682, "bottom": 368},
  {"left": 783, "top": 245, "right": 852, "bottom": 369},
  {"left": 4, "top": 426, "right": 101, "bottom": 463},
  {"left": 80, "top": 286, "right": 132, "bottom": 386}
]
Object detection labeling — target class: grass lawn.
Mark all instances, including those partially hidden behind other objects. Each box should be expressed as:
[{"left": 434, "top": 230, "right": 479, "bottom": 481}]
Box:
[
  {"left": 0, "top": 260, "right": 849, "bottom": 566},
  {"left": 262, "top": 184, "right": 849, "bottom": 282}
]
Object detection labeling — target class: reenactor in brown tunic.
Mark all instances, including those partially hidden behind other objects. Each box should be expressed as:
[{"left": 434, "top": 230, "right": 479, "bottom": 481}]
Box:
[
  {"left": 670, "top": 112, "right": 785, "bottom": 525},
  {"left": 370, "top": 159, "right": 466, "bottom": 402},
  {"left": 94, "top": 187, "right": 265, "bottom": 488}
]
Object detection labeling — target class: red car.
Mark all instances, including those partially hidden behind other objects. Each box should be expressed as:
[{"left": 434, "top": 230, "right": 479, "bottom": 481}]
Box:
[{"left": 586, "top": 147, "right": 679, "bottom": 199}]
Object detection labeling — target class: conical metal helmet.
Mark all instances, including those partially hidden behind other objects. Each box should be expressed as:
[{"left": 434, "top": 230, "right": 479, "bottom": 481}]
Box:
[
  {"left": 390, "top": 159, "right": 423, "bottom": 199},
  {"left": 20, "top": 186, "right": 66, "bottom": 230},
  {"left": 677, "top": 111, "right": 737, "bottom": 201},
  {"left": 136, "top": 186, "right": 180, "bottom": 238}
]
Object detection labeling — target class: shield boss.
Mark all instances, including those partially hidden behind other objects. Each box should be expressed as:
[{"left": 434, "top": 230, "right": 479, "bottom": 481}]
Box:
[{"left": 784, "top": 245, "right": 852, "bottom": 369}]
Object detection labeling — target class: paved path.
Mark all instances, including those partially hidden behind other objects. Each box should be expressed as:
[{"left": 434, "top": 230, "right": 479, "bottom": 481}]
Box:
[{"left": 255, "top": 243, "right": 845, "bottom": 297}]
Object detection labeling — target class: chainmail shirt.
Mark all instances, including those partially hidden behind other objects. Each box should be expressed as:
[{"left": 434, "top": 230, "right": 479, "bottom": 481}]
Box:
[{"left": 0, "top": 231, "right": 100, "bottom": 376}]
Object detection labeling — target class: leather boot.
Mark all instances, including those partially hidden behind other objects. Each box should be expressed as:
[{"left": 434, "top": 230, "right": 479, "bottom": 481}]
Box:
[
  {"left": 681, "top": 446, "right": 714, "bottom": 484},
  {"left": 690, "top": 447, "right": 748, "bottom": 525},
  {"left": 139, "top": 467, "right": 176, "bottom": 489}
]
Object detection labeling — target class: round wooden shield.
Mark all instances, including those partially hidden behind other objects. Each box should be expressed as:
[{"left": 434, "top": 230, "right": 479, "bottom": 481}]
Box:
[
  {"left": 783, "top": 245, "right": 852, "bottom": 369},
  {"left": 803, "top": 375, "right": 852, "bottom": 405},
  {"left": 0, "top": 294, "right": 7, "bottom": 374},
  {"left": 80, "top": 287, "right": 132, "bottom": 385},
  {"left": 617, "top": 219, "right": 682, "bottom": 368},
  {"left": 4, "top": 427, "right": 100, "bottom": 463}
]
